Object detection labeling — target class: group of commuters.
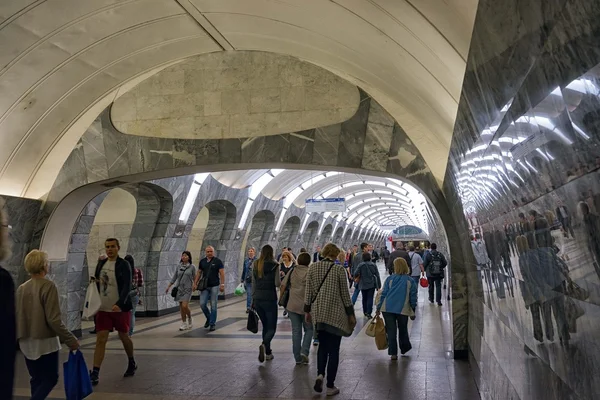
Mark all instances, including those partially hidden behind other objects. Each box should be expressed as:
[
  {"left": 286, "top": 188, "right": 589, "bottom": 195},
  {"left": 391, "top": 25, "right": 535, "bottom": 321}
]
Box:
[{"left": 0, "top": 191, "right": 448, "bottom": 399}]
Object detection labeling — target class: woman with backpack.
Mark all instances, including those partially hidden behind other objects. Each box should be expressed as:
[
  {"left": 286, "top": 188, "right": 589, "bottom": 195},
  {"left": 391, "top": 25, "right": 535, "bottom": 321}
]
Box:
[
  {"left": 305, "top": 243, "right": 356, "bottom": 396},
  {"left": 252, "top": 244, "right": 281, "bottom": 362},
  {"left": 165, "top": 251, "right": 196, "bottom": 331},
  {"left": 281, "top": 252, "right": 313, "bottom": 365},
  {"left": 353, "top": 252, "right": 381, "bottom": 319}
]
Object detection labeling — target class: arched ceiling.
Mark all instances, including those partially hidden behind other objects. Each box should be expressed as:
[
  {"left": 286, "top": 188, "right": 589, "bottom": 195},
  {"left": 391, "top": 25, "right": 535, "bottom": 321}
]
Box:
[
  {"left": 0, "top": 0, "right": 478, "bottom": 199},
  {"left": 206, "top": 168, "right": 430, "bottom": 233}
]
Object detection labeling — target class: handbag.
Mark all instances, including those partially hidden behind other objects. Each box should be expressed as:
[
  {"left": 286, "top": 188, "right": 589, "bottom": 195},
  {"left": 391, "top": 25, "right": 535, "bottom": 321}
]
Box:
[
  {"left": 171, "top": 265, "right": 187, "bottom": 299},
  {"left": 373, "top": 316, "right": 388, "bottom": 350},
  {"left": 197, "top": 263, "right": 213, "bottom": 292},
  {"left": 564, "top": 297, "right": 585, "bottom": 333},
  {"left": 365, "top": 319, "right": 377, "bottom": 337},
  {"left": 63, "top": 350, "right": 93, "bottom": 400},
  {"left": 278, "top": 267, "right": 294, "bottom": 308},
  {"left": 563, "top": 279, "right": 589, "bottom": 301},
  {"left": 247, "top": 308, "right": 259, "bottom": 334},
  {"left": 419, "top": 273, "right": 429, "bottom": 288}
]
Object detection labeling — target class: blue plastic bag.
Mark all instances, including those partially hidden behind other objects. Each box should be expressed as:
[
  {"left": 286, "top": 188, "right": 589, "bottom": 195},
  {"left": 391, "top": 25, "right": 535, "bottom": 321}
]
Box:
[{"left": 63, "top": 350, "right": 93, "bottom": 400}]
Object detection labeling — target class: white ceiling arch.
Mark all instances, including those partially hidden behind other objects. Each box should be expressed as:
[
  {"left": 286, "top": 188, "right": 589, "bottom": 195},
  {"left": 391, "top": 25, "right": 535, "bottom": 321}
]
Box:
[{"left": 0, "top": 0, "right": 477, "bottom": 198}]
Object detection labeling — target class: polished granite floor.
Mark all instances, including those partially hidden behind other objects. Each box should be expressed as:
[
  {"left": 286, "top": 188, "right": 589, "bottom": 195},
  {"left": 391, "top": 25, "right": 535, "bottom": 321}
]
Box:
[{"left": 13, "top": 263, "right": 480, "bottom": 399}]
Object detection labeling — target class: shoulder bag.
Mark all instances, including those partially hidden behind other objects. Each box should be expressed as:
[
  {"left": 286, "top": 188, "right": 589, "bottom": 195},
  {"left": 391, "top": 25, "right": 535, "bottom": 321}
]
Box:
[
  {"left": 170, "top": 265, "right": 187, "bottom": 299},
  {"left": 197, "top": 263, "right": 213, "bottom": 292},
  {"left": 309, "top": 262, "right": 335, "bottom": 305}
]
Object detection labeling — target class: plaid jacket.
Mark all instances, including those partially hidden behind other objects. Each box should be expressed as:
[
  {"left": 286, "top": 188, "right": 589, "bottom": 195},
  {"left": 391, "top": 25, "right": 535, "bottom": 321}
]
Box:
[
  {"left": 304, "top": 259, "right": 354, "bottom": 336},
  {"left": 132, "top": 268, "right": 144, "bottom": 296}
]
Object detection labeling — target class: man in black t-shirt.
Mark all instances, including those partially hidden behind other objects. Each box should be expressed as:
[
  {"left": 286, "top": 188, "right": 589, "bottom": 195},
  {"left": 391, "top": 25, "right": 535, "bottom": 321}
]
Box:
[
  {"left": 193, "top": 246, "right": 225, "bottom": 331},
  {"left": 387, "top": 243, "right": 411, "bottom": 275}
]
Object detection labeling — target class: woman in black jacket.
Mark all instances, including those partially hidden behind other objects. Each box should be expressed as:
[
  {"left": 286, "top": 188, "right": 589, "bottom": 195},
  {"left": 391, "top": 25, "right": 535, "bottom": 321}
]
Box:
[{"left": 252, "top": 244, "right": 281, "bottom": 362}]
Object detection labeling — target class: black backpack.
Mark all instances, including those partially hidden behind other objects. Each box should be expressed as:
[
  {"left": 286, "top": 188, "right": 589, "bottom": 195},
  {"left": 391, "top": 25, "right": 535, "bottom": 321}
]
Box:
[{"left": 429, "top": 252, "right": 444, "bottom": 277}]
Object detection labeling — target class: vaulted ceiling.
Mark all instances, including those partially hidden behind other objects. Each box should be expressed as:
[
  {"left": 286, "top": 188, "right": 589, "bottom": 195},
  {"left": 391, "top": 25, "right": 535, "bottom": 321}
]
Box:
[{"left": 0, "top": 0, "right": 478, "bottom": 198}]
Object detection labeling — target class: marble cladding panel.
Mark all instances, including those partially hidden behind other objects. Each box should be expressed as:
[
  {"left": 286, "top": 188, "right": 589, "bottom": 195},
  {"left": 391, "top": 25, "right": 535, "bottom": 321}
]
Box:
[
  {"left": 0, "top": 195, "right": 42, "bottom": 284},
  {"left": 111, "top": 51, "right": 360, "bottom": 140},
  {"left": 448, "top": 1, "right": 600, "bottom": 398}
]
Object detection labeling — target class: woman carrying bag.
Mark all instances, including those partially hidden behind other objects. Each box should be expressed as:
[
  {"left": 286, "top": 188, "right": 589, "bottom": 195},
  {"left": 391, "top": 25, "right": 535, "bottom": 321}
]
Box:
[
  {"left": 305, "top": 243, "right": 356, "bottom": 396},
  {"left": 16, "top": 250, "right": 80, "bottom": 400},
  {"left": 252, "top": 244, "right": 281, "bottom": 363},
  {"left": 281, "top": 252, "right": 313, "bottom": 365},
  {"left": 279, "top": 251, "right": 295, "bottom": 317},
  {"left": 376, "top": 257, "right": 417, "bottom": 360},
  {"left": 166, "top": 251, "right": 196, "bottom": 331}
]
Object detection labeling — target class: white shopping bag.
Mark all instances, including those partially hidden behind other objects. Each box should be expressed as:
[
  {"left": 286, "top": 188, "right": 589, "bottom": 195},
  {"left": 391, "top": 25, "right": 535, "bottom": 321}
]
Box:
[{"left": 82, "top": 282, "right": 101, "bottom": 320}]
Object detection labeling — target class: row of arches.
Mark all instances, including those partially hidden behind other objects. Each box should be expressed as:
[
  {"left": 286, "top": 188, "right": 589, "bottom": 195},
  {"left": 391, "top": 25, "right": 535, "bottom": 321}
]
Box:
[{"left": 63, "top": 174, "right": 386, "bottom": 332}]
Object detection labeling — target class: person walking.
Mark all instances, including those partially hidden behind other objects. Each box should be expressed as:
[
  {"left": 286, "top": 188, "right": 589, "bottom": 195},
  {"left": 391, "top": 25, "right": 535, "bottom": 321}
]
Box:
[
  {"left": 351, "top": 242, "right": 369, "bottom": 305},
  {"left": 241, "top": 247, "right": 256, "bottom": 313},
  {"left": 166, "top": 251, "right": 197, "bottom": 331},
  {"left": 387, "top": 243, "right": 411, "bottom": 275},
  {"left": 89, "top": 238, "right": 136, "bottom": 386},
  {"left": 194, "top": 246, "right": 225, "bottom": 331},
  {"left": 407, "top": 245, "right": 424, "bottom": 284},
  {"left": 279, "top": 251, "right": 296, "bottom": 317},
  {"left": 313, "top": 246, "right": 323, "bottom": 262},
  {"left": 305, "top": 243, "right": 356, "bottom": 396},
  {"left": 252, "top": 244, "right": 281, "bottom": 362},
  {"left": 423, "top": 243, "right": 448, "bottom": 306},
  {"left": 353, "top": 252, "right": 381, "bottom": 319},
  {"left": 376, "top": 257, "right": 417, "bottom": 360},
  {"left": 282, "top": 252, "right": 314, "bottom": 365},
  {"left": 16, "top": 250, "right": 80, "bottom": 400},
  {"left": 125, "top": 255, "right": 143, "bottom": 336},
  {"left": 0, "top": 204, "right": 16, "bottom": 400}
]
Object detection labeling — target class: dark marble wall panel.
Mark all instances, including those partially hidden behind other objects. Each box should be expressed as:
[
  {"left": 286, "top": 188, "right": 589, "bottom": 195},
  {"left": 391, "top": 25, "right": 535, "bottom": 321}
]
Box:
[{"left": 449, "top": 0, "right": 600, "bottom": 397}]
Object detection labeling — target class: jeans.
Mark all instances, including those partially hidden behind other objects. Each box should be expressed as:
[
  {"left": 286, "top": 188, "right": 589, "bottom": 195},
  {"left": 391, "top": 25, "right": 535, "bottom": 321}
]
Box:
[
  {"left": 244, "top": 282, "right": 252, "bottom": 309},
  {"left": 361, "top": 287, "right": 375, "bottom": 315},
  {"left": 254, "top": 299, "right": 278, "bottom": 355},
  {"left": 200, "top": 285, "right": 219, "bottom": 326},
  {"left": 317, "top": 330, "right": 342, "bottom": 388},
  {"left": 351, "top": 282, "right": 360, "bottom": 304},
  {"left": 383, "top": 312, "right": 411, "bottom": 355},
  {"left": 24, "top": 351, "right": 59, "bottom": 400},
  {"left": 129, "top": 294, "right": 139, "bottom": 336},
  {"left": 288, "top": 311, "right": 313, "bottom": 362},
  {"left": 428, "top": 277, "right": 443, "bottom": 303}
]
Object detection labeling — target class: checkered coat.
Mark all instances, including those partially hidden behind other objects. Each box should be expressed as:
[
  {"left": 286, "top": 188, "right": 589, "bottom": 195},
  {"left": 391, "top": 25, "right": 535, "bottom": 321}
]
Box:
[{"left": 304, "top": 259, "right": 355, "bottom": 336}]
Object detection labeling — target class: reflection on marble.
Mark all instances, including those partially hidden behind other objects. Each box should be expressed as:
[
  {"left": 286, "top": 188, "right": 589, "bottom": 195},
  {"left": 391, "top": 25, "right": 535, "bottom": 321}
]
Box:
[{"left": 448, "top": 1, "right": 600, "bottom": 397}]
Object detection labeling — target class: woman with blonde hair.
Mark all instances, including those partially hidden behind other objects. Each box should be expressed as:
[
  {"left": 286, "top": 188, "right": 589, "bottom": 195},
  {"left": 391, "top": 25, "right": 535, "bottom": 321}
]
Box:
[
  {"left": 16, "top": 249, "right": 79, "bottom": 400},
  {"left": 0, "top": 202, "right": 16, "bottom": 400},
  {"left": 252, "top": 244, "right": 281, "bottom": 362},
  {"left": 376, "top": 257, "right": 417, "bottom": 360},
  {"left": 305, "top": 243, "right": 356, "bottom": 396}
]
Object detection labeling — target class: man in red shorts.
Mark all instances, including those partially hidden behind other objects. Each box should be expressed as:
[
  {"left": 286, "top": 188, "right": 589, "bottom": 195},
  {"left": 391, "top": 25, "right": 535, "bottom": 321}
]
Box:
[{"left": 89, "top": 238, "right": 136, "bottom": 386}]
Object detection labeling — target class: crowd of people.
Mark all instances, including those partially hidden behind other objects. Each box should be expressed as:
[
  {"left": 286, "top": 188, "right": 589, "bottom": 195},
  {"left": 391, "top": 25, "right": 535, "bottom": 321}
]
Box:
[{"left": 0, "top": 194, "right": 450, "bottom": 399}]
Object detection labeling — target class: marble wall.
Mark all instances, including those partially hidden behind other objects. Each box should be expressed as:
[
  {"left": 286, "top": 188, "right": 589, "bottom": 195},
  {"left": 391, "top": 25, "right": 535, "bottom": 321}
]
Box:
[
  {"left": 0, "top": 195, "right": 42, "bottom": 285},
  {"left": 448, "top": 0, "right": 600, "bottom": 398},
  {"left": 111, "top": 51, "right": 360, "bottom": 139}
]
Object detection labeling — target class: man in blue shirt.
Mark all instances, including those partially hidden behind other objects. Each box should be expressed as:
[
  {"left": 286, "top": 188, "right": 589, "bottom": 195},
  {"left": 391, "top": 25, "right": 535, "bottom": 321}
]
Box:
[{"left": 240, "top": 247, "right": 256, "bottom": 313}]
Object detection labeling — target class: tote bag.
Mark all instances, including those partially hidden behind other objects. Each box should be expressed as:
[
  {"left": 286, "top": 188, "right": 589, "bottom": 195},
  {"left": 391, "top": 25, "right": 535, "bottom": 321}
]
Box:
[
  {"left": 82, "top": 282, "right": 101, "bottom": 320},
  {"left": 63, "top": 350, "right": 93, "bottom": 400}
]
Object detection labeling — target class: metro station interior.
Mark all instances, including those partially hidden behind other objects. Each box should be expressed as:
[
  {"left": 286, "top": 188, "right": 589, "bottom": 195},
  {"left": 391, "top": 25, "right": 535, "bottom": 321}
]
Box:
[{"left": 2, "top": 1, "right": 600, "bottom": 399}]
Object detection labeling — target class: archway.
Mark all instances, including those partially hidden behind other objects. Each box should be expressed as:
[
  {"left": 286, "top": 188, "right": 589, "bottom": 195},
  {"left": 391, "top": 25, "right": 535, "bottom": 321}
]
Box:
[
  {"left": 333, "top": 226, "right": 344, "bottom": 247},
  {"left": 278, "top": 216, "right": 301, "bottom": 251},
  {"left": 321, "top": 224, "right": 333, "bottom": 246},
  {"left": 301, "top": 221, "right": 319, "bottom": 252}
]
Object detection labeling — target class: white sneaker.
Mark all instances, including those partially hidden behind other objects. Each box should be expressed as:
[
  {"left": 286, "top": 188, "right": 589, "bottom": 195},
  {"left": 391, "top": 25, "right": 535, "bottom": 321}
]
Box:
[
  {"left": 326, "top": 386, "right": 340, "bottom": 396},
  {"left": 187, "top": 318, "right": 193, "bottom": 329},
  {"left": 179, "top": 322, "right": 189, "bottom": 331}
]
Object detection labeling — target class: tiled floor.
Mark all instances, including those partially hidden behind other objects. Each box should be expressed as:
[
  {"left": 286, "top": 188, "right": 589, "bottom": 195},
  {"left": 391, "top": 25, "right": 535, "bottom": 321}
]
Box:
[{"left": 13, "top": 263, "right": 480, "bottom": 399}]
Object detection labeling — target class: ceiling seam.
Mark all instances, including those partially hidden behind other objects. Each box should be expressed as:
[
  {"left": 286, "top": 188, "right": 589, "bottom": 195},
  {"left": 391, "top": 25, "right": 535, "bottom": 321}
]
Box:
[
  {"left": 173, "top": 0, "right": 234, "bottom": 51},
  {"left": 330, "top": 0, "right": 459, "bottom": 104},
  {"left": 0, "top": 0, "right": 46, "bottom": 31}
]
